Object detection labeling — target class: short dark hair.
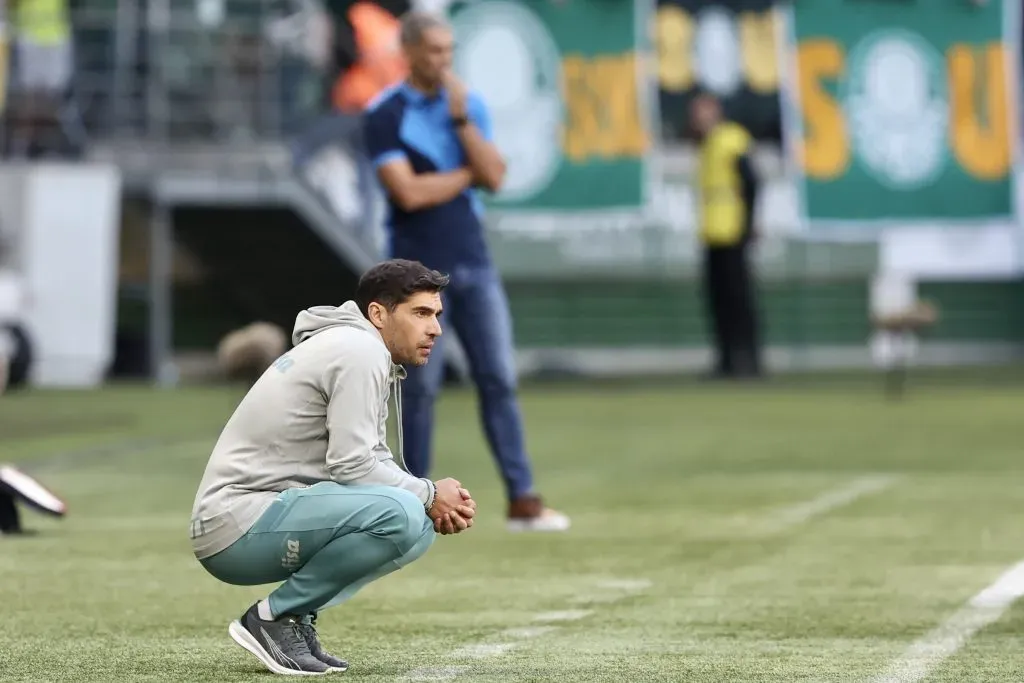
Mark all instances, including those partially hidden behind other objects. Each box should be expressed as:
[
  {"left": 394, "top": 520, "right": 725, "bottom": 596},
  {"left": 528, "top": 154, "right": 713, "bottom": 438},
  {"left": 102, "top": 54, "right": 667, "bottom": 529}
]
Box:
[
  {"left": 399, "top": 11, "right": 449, "bottom": 47},
  {"left": 355, "top": 259, "right": 450, "bottom": 317}
]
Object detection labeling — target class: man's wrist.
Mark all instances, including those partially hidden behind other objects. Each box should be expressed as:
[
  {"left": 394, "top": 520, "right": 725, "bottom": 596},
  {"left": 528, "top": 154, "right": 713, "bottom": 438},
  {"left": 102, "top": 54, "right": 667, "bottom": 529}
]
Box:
[{"left": 424, "top": 479, "right": 438, "bottom": 513}]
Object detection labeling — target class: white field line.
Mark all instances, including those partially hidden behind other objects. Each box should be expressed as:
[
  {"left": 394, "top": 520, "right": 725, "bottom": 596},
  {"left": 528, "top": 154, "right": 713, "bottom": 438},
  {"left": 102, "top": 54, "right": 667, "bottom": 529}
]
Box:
[
  {"left": 760, "top": 474, "right": 899, "bottom": 534},
  {"left": 398, "top": 579, "right": 649, "bottom": 681},
  {"left": 451, "top": 643, "right": 517, "bottom": 659},
  {"left": 870, "top": 559, "right": 1024, "bottom": 683},
  {"left": 677, "top": 475, "right": 901, "bottom": 600},
  {"left": 569, "top": 578, "right": 653, "bottom": 605},
  {"left": 401, "top": 474, "right": 895, "bottom": 681},
  {"left": 532, "top": 610, "right": 592, "bottom": 623}
]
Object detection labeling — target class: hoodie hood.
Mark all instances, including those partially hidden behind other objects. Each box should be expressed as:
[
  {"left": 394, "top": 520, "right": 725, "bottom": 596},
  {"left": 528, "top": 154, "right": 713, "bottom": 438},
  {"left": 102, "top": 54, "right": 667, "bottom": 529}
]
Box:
[
  {"left": 292, "top": 300, "right": 411, "bottom": 461},
  {"left": 292, "top": 301, "right": 380, "bottom": 347}
]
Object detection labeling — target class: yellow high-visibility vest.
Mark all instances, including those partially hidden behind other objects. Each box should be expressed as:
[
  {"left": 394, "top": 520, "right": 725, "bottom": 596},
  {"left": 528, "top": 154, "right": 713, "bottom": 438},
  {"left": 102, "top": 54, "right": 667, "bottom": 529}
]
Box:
[
  {"left": 697, "top": 121, "right": 752, "bottom": 247},
  {"left": 14, "top": 0, "right": 70, "bottom": 46}
]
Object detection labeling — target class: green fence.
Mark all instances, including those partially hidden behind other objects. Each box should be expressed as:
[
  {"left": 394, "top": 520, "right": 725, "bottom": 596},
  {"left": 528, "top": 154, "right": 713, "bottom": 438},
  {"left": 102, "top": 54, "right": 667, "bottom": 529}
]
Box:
[{"left": 504, "top": 276, "right": 1024, "bottom": 350}]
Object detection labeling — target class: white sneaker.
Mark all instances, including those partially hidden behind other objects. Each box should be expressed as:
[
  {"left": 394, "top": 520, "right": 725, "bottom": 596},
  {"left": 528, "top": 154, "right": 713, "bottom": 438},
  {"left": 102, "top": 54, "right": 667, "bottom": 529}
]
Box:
[{"left": 506, "top": 495, "right": 571, "bottom": 532}]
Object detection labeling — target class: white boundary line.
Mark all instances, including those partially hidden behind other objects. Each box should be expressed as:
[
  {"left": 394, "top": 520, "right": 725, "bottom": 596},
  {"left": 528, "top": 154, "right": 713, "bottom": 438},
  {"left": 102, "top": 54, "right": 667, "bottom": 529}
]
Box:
[
  {"left": 870, "top": 559, "right": 1024, "bottom": 683},
  {"left": 569, "top": 578, "right": 654, "bottom": 605},
  {"left": 399, "top": 578, "right": 649, "bottom": 681},
  {"left": 451, "top": 643, "right": 517, "bottom": 660},
  {"left": 761, "top": 474, "right": 899, "bottom": 534},
  {"left": 401, "top": 474, "right": 896, "bottom": 682},
  {"left": 532, "top": 610, "right": 592, "bottom": 623}
]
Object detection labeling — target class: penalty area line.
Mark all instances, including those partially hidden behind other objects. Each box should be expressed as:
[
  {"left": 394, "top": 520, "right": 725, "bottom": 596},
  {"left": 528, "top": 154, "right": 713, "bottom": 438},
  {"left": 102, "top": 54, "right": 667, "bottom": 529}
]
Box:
[{"left": 870, "top": 559, "right": 1024, "bottom": 683}]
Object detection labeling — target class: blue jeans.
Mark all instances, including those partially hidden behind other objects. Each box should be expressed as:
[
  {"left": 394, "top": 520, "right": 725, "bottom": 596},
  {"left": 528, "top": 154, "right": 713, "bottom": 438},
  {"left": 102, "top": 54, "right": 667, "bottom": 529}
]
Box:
[{"left": 401, "top": 264, "right": 534, "bottom": 500}]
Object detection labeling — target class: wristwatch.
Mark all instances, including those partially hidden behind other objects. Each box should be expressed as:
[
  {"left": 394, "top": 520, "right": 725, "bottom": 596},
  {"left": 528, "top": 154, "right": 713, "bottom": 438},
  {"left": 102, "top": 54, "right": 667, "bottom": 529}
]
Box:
[
  {"left": 425, "top": 480, "right": 438, "bottom": 513},
  {"left": 451, "top": 115, "right": 469, "bottom": 128}
]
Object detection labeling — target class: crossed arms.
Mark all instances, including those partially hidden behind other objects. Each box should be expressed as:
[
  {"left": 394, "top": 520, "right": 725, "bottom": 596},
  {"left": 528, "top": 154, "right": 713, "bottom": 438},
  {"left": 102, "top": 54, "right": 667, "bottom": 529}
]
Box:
[{"left": 365, "top": 81, "right": 506, "bottom": 212}]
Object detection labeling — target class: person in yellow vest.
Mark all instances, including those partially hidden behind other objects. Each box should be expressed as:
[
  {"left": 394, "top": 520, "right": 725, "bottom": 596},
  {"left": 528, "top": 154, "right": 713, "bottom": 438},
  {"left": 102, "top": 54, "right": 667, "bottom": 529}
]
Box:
[
  {"left": 691, "top": 92, "right": 763, "bottom": 379},
  {"left": 7, "top": 0, "right": 72, "bottom": 157}
]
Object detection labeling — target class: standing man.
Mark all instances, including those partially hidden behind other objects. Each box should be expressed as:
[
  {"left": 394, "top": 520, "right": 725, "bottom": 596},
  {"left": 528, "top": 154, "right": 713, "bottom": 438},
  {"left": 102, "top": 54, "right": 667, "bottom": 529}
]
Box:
[
  {"left": 362, "top": 11, "right": 569, "bottom": 532},
  {"left": 7, "top": 0, "right": 74, "bottom": 157},
  {"left": 190, "top": 259, "right": 478, "bottom": 676},
  {"left": 691, "top": 92, "right": 764, "bottom": 380}
]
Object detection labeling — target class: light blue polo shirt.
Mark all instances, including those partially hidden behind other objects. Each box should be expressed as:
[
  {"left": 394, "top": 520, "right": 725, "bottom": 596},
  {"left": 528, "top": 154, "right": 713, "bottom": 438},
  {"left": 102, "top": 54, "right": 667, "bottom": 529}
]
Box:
[{"left": 363, "top": 83, "right": 495, "bottom": 272}]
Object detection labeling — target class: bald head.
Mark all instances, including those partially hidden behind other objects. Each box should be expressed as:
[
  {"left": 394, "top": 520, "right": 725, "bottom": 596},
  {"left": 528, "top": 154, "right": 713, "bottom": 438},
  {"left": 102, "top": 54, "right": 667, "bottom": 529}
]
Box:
[{"left": 400, "top": 11, "right": 454, "bottom": 90}]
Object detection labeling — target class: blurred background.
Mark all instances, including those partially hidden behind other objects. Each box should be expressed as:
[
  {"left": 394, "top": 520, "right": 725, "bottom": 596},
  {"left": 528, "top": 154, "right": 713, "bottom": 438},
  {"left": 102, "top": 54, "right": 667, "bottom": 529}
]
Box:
[
  {"left": 4, "top": 2, "right": 1024, "bottom": 681},
  {"left": 0, "top": 0, "right": 1020, "bottom": 390}
]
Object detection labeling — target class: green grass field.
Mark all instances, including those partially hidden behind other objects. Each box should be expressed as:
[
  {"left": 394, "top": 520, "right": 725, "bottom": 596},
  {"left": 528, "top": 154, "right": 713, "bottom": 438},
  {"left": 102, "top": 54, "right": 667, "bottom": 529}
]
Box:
[{"left": 2, "top": 374, "right": 1024, "bottom": 682}]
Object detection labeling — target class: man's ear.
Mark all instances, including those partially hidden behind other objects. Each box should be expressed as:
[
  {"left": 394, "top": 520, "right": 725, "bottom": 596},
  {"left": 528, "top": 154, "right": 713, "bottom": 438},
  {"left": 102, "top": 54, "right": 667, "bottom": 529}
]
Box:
[{"left": 366, "top": 302, "right": 388, "bottom": 329}]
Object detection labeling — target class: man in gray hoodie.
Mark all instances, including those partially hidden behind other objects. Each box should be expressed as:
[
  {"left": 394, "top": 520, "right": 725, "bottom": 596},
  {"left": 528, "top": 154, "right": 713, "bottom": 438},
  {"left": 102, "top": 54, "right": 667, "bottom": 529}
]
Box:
[{"left": 190, "top": 259, "right": 477, "bottom": 676}]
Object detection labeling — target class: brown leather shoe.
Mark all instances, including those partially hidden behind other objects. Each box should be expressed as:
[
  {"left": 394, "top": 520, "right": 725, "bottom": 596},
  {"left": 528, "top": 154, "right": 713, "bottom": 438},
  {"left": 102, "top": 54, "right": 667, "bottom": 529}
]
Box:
[{"left": 507, "top": 494, "right": 571, "bottom": 532}]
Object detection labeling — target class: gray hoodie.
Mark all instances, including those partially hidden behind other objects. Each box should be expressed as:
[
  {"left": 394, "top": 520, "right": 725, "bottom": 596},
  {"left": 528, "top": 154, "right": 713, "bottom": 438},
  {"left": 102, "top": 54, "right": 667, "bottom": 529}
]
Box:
[{"left": 189, "top": 301, "right": 435, "bottom": 560}]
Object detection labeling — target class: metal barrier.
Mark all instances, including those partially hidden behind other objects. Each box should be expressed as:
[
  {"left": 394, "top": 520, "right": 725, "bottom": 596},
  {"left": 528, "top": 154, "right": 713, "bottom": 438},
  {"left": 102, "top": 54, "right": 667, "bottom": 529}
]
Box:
[
  {"left": 83, "top": 0, "right": 330, "bottom": 141},
  {"left": 0, "top": 0, "right": 336, "bottom": 178}
]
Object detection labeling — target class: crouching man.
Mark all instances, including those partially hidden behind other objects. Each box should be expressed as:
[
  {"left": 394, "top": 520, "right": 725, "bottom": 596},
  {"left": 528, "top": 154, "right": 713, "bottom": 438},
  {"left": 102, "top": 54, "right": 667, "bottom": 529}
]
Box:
[{"left": 190, "top": 259, "right": 477, "bottom": 676}]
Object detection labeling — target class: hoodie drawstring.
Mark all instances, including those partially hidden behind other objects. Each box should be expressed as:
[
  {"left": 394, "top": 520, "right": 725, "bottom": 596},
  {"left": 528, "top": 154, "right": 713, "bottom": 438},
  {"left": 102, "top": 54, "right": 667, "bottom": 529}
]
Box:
[{"left": 392, "top": 369, "right": 408, "bottom": 474}]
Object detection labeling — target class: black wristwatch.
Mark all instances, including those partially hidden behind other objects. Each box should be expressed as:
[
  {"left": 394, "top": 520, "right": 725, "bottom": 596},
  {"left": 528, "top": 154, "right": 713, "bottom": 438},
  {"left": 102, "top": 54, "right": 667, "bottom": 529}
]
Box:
[{"left": 451, "top": 115, "right": 469, "bottom": 128}]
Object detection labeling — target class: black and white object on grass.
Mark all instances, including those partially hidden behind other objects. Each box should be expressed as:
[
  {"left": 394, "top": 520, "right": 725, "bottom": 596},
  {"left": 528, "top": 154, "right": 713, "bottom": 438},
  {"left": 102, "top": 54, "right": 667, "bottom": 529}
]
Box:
[{"left": 0, "top": 464, "right": 67, "bottom": 534}]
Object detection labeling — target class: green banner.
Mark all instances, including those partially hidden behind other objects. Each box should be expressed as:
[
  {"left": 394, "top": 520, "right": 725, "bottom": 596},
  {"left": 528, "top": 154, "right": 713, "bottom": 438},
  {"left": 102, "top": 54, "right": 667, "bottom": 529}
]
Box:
[
  {"left": 448, "top": 0, "right": 649, "bottom": 211},
  {"left": 785, "top": 0, "right": 1019, "bottom": 226}
]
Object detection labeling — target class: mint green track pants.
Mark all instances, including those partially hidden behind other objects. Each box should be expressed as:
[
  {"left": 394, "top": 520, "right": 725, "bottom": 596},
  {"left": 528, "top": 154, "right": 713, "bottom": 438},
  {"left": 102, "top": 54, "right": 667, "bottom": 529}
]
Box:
[{"left": 200, "top": 482, "right": 436, "bottom": 618}]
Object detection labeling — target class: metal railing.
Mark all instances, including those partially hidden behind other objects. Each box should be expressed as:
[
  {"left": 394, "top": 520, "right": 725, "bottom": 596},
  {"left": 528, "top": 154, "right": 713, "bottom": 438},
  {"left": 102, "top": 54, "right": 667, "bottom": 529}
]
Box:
[
  {"left": 0, "top": 0, "right": 340, "bottom": 178},
  {"left": 74, "top": 0, "right": 330, "bottom": 143}
]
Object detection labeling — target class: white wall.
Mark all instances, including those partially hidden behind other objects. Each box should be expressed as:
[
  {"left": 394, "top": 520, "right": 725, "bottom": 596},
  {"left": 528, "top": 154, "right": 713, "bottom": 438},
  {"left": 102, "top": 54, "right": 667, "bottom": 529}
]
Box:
[{"left": 0, "top": 163, "right": 123, "bottom": 388}]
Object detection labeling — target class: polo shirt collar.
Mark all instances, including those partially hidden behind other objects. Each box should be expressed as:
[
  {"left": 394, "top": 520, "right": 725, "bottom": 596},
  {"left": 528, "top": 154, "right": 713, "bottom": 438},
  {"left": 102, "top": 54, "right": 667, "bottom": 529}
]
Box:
[{"left": 401, "top": 81, "right": 446, "bottom": 107}]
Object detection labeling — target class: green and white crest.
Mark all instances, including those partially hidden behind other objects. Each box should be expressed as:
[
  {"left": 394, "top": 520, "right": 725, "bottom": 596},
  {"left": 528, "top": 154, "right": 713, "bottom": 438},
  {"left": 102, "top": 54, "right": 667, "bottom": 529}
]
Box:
[
  {"left": 450, "top": 0, "right": 564, "bottom": 202},
  {"left": 841, "top": 29, "right": 949, "bottom": 190}
]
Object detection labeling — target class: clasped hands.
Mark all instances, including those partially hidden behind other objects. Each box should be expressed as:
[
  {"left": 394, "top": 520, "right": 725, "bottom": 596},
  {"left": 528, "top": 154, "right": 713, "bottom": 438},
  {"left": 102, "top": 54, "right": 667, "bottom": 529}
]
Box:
[{"left": 427, "top": 477, "right": 476, "bottom": 535}]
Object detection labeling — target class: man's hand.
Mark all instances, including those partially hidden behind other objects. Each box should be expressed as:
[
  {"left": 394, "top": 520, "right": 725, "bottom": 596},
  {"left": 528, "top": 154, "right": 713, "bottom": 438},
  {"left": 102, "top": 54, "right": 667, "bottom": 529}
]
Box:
[
  {"left": 443, "top": 71, "right": 469, "bottom": 119},
  {"left": 428, "top": 478, "right": 476, "bottom": 535},
  {"left": 441, "top": 71, "right": 507, "bottom": 192},
  {"left": 376, "top": 160, "right": 473, "bottom": 212},
  {"left": 436, "top": 486, "right": 477, "bottom": 535}
]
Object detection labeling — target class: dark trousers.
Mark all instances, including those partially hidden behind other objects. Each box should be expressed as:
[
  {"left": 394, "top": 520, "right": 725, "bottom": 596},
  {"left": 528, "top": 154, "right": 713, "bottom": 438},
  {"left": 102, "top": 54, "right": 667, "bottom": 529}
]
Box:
[
  {"left": 1, "top": 324, "right": 33, "bottom": 390},
  {"left": 0, "top": 490, "right": 21, "bottom": 533},
  {"left": 400, "top": 264, "right": 534, "bottom": 501},
  {"left": 702, "top": 243, "right": 762, "bottom": 376}
]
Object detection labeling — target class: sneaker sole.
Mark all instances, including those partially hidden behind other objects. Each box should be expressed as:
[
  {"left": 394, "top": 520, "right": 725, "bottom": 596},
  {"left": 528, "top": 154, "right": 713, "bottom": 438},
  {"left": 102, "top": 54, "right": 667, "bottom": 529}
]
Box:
[
  {"left": 228, "top": 620, "right": 329, "bottom": 676},
  {"left": 506, "top": 518, "right": 571, "bottom": 533}
]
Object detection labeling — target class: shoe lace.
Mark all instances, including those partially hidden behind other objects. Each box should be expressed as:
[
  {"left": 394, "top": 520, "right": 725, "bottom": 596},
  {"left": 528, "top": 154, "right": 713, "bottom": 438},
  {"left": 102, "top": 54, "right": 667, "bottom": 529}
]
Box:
[
  {"left": 295, "top": 621, "right": 322, "bottom": 654},
  {"left": 281, "top": 619, "right": 314, "bottom": 656}
]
